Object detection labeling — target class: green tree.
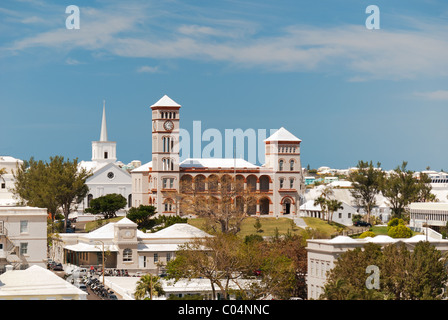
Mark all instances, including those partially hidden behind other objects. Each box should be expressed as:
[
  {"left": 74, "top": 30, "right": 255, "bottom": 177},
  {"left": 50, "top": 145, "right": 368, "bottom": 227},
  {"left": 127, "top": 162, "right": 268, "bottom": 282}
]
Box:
[
  {"left": 13, "top": 156, "right": 91, "bottom": 230},
  {"left": 322, "top": 241, "right": 448, "bottom": 300},
  {"left": 380, "top": 161, "right": 432, "bottom": 219},
  {"left": 321, "top": 243, "right": 384, "bottom": 300},
  {"left": 127, "top": 205, "right": 157, "bottom": 229},
  {"left": 348, "top": 160, "right": 383, "bottom": 223},
  {"left": 134, "top": 274, "right": 165, "bottom": 300},
  {"left": 85, "top": 193, "right": 127, "bottom": 219}
]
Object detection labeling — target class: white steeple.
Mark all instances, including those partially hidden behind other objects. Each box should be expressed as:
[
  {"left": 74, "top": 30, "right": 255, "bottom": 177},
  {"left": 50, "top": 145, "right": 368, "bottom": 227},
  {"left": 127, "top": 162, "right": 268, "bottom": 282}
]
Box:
[
  {"left": 92, "top": 101, "right": 117, "bottom": 163},
  {"left": 100, "top": 100, "right": 108, "bottom": 142}
]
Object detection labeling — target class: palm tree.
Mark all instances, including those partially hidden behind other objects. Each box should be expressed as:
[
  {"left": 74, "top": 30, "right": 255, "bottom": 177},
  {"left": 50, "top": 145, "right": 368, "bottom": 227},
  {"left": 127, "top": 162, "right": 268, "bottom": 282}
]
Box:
[
  {"left": 313, "top": 196, "right": 328, "bottom": 220},
  {"left": 326, "top": 199, "right": 344, "bottom": 223},
  {"left": 134, "top": 274, "right": 165, "bottom": 300}
]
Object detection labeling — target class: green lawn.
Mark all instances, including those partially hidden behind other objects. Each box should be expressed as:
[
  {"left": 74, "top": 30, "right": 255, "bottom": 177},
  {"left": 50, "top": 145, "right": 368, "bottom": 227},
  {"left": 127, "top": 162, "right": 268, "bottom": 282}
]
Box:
[{"left": 188, "top": 216, "right": 345, "bottom": 238}]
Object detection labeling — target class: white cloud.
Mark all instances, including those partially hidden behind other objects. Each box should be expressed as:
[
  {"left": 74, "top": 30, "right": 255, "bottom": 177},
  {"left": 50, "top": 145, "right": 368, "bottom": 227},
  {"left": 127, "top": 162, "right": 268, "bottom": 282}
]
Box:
[
  {"left": 414, "top": 90, "right": 448, "bottom": 101},
  {"left": 137, "top": 65, "right": 159, "bottom": 73},
  {"left": 65, "top": 58, "right": 82, "bottom": 65},
  {"left": 4, "top": 2, "right": 448, "bottom": 81}
]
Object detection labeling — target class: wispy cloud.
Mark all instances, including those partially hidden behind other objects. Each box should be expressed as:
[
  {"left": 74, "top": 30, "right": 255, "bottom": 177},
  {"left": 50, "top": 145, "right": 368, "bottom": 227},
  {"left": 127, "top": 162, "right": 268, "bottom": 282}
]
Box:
[
  {"left": 414, "top": 90, "right": 448, "bottom": 101},
  {"left": 3, "top": 2, "right": 448, "bottom": 81},
  {"left": 137, "top": 65, "right": 160, "bottom": 73}
]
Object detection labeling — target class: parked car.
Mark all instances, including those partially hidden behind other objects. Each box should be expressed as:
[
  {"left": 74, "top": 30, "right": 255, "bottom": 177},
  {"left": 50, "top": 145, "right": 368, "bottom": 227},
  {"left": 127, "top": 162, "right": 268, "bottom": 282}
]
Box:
[
  {"left": 53, "top": 263, "right": 64, "bottom": 271},
  {"left": 108, "top": 294, "right": 118, "bottom": 300},
  {"left": 354, "top": 220, "right": 371, "bottom": 227}
]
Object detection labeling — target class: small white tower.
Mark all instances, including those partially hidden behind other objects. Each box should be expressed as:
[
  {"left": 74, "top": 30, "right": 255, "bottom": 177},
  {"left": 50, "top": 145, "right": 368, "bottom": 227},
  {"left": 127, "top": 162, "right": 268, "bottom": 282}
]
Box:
[{"left": 92, "top": 101, "right": 117, "bottom": 163}]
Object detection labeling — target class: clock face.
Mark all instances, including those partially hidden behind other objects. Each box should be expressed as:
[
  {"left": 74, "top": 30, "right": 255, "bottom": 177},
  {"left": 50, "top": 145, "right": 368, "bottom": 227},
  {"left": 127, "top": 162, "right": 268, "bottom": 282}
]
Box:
[{"left": 163, "top": 120, "right": 174, "bottom": 131}]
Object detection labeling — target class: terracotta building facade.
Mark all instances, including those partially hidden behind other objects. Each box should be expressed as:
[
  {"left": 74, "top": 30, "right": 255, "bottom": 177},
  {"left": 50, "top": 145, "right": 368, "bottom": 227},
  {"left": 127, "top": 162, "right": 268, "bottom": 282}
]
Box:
[{"left": 131, "top": 95, "right": 305, "bottom": 218}]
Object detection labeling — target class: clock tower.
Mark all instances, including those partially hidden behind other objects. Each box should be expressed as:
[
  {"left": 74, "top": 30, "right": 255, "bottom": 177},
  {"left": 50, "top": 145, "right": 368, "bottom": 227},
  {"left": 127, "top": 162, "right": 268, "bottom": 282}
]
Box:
[{"left": 150, "top": 95, "right": 181, "bottom": 215}]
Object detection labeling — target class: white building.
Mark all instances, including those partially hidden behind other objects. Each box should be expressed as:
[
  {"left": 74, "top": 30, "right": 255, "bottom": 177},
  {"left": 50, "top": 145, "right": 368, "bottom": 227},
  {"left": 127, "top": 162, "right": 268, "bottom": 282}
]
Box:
[
  {"left": 409, "top": 202, "right": 448, "bottom": 236},
  {"left": 0, "top": 206, "right": 48, "bottom": 273},
  {"left": 306, "top": 235, "right": 448, "bottom": 300},
  {"left": 0, "top": 156, "right": 23, "bottom": 206},
  {"left": 0, "top": 265, "right": 87, "bottom": 300},
  {"left": 51, "top": 219, "right": 212, "bottom": 275},
  {"left": 77, "top": 103, "right": 132, "bottom": 212},
  {"left": 131, "top": 95, "right": 305, "bottom": 217},
  {"left": 300, "top": 199, "right": 356, "bottom": 226}
]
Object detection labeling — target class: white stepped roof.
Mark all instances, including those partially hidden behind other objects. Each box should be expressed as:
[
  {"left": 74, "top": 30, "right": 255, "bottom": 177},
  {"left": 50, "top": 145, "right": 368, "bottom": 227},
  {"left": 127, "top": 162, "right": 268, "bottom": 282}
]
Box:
[
  {"left": 0, "top": 265, "right": 86, "bottom": 298},
  {"left": 131, "top": 161, "right": 152, "bottom": 173},
  {"left": 151, "top": 95, "right": 181, "bottom": 107},
  {"left": 180, "top": 158, "right": 259, "bottom": 169},
  {"left": 328, "top": 235, "right": 358, "bottom": 244},
  {"left": 144, "top": 223, "right": 212, "bottom": 239},
  {"left": 264, "top": 127, "right": 301, "bottom": 142}
]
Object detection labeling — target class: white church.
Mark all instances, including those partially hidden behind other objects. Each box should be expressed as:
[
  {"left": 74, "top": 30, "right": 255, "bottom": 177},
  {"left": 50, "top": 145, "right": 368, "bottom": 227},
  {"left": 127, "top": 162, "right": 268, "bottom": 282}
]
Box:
[{"left": 77, "top": 103, "right": 134, "bottom": 212}]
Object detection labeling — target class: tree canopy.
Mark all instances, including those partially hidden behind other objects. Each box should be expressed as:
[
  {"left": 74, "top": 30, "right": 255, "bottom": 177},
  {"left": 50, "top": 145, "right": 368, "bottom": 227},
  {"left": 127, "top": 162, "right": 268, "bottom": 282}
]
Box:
[
  {"left": 85, "top": 193, "right": 127, "bottom": 219},
  {"left": 12, "top": 156, "right": 91, "bottom": 230},
  {"left": 321, "top": 241, "right": 448, "bottom": 300}
]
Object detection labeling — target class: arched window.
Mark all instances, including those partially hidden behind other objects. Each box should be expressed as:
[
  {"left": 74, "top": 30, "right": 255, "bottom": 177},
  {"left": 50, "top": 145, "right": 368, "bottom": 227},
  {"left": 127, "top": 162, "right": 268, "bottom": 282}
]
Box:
[
  {"left": 123, "top": 248, "right": 132, "bottom": 262},
  {"left": 290, "top": 159, "right": 294, "bottom": 171},
  {"left": 279, "top": 160, "right": 284, "bottom": 171},
  {"left": 164, "top": 199, "right": 174, "bottom": 212}
]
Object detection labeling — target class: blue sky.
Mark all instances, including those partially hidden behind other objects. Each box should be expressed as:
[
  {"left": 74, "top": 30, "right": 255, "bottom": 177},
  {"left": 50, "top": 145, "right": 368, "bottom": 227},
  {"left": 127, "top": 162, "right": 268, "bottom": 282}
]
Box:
[{"left": 1, "top": 0, "right": 448, "bottom": 171}]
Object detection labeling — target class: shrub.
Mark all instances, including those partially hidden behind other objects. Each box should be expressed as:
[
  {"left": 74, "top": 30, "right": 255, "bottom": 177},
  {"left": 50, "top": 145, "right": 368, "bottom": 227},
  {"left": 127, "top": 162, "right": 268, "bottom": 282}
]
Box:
[
  {"left": 359, "top": 231, "right": 376, "bottom": 238},
  {"left": 388, "top": 224, "right": 413, "bottom": 238},
  {"left": 387, "top": 218, "right": 405, "bottom": 231}
]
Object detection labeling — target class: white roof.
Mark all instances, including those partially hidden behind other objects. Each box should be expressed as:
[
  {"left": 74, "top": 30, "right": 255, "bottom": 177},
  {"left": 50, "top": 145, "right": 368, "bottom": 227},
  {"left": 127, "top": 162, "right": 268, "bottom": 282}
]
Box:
[
  {"left": 137, "top": 243, "right": 182, "bottom": 252},
  {"left": 300, "top": 199, "right": 321, "bottom": 211},
  {"left": 78, "top": 160, "right": 108, "bottom": 173},
  {"left": 328, "top": 235, "right": 359, "bottom": 244},
  {"left": 409, "top": 202, "right": 448, "bottom": 211},
  {"left": 0, "top": 265, "right": 86, "bottom": 298},
  {"left": 131, "top": 161, "right": 152, "bottom": 173},
  {"left": 264, "top": 127, "right": 301, "bottom": 142},
  {"left": 404, "top": 235, "right": 429, "bottom": 243},
  {"left": 144, "top": 223, "right": 212, "bottom": 239},
  {"left": 65, "top": 242, "right": 119, "bottom": 252},
  {"left": 151, "top": 95, "right": 181, "bottom": 107},
  {"left": 366, "top": 235, "right": 396, "bottom": 243},
  {"left": 0, "top": 156, "right": 23, "bottom": 163},
  {"left": 180, "top": 158, "right": 259, "bottom": 169}
]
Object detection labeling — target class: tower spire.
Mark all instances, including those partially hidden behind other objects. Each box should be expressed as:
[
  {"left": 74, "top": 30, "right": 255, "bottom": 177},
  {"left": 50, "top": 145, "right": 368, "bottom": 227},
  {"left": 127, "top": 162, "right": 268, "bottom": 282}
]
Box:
[{"left": 100, "top": 100, "right": 108, "bottom": 142}]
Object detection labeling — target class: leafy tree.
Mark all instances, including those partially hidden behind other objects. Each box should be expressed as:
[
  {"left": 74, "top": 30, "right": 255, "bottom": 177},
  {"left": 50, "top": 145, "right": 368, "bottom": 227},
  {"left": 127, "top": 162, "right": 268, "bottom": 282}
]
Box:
[
  {"left": 348, "top": 160, "right": 383, "bottom": 223},
  {"left": 134, "top": 274, "right": 165, "bottom": 300},
  {"left": 127, "top": 205, "right": 157, "bottom": 229},
  {"left": 321, "top": 243, "right": 384, "bottom": 300},
  {"left": 85, "top": 193, "right": 127, "bottom": 219},
  {"left": 322, "top": 241, "right": 448, "bottom": 300},
  {"left": 13, "top": 156, "right": 91, "bottom": 230},
  {"left": 380, "top": 161, "right": 433, "bottom": 219},
  {"left": 167, "top": 231, "right": 308, "bottom": 300}
]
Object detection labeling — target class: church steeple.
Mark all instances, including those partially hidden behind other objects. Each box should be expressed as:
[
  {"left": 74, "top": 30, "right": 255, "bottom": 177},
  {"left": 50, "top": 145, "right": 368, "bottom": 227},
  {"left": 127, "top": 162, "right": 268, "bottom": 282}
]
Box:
[
  {"left": 100, "top": 100, "right": 108, "bottom": 142},
  {"left": 92, "top": 101, "right": 117, "bottom": 163}
]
